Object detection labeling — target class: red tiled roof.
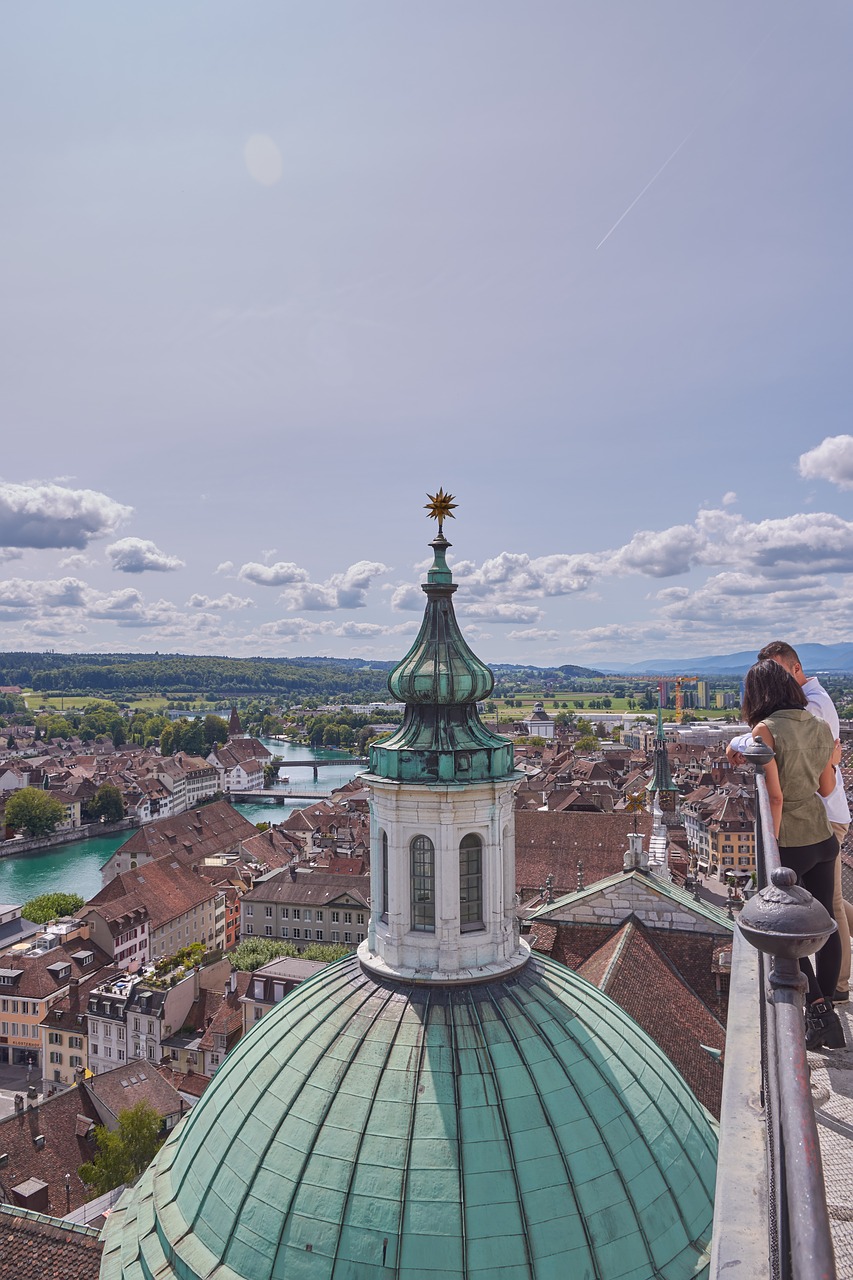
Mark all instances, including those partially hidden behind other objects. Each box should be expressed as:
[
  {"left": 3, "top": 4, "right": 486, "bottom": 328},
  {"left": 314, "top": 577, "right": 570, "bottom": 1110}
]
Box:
[
  {"left": 0, "top": 1085, "right": 101, "bottom": 1215},
  {"left": 0, "top": 1205, "right": 103, "bottom": 1280},
  {"left": 577, "top": 918, "right": 726, "bottom": 1117},
  {"left": 515, "top": 809, "right": 654, "bottom": 897}
]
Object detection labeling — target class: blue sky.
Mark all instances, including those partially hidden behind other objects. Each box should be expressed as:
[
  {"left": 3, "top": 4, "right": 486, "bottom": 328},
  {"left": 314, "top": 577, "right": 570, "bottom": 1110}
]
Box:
[{"left": 1, "top": 2, "right": 852, "bottom": 666}]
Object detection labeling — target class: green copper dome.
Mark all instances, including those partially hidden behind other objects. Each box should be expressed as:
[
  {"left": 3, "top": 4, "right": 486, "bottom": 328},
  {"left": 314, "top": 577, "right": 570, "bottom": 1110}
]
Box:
[
  {"left": 370, "top": 534, "right": 514, "bottom": 784},
  {"left": 101, "top": 954, "right": 716, "bottom": 1280}
]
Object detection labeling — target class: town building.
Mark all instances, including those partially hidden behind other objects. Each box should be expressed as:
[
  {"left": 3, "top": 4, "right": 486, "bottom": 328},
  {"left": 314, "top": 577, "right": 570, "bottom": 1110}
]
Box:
[
  {"left": 0, "top": 942, "right": 109, "bottom": 1073},
  {"left": 99, "top": 800, "right": 257, "bottom": 883},
  {"left": 239, "top": 869, "right": 370, "bottom": 951},
  {"left": 84, "top": 858, "right": 226, "bottom": 968},
  {"left": 206, "top": 737, "right": 270, "bottom": 793},
  {"left": 39, "top": 966, "right": 118, "bottom": 1089},
  {"left": 238, "top": 955, "right": 326, "bottom": 1036}
]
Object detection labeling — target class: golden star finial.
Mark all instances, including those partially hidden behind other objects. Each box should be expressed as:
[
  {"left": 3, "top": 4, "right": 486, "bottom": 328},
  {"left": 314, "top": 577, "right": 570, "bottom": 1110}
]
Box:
[{"left": 425, "top": 488, "right": 457, "bottom": 536}]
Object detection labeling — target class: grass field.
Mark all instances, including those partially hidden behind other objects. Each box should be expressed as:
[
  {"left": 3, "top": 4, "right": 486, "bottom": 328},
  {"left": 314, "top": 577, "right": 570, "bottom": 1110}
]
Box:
[{"left": 22, "top": 693, "right": 206, "bottom": 715}]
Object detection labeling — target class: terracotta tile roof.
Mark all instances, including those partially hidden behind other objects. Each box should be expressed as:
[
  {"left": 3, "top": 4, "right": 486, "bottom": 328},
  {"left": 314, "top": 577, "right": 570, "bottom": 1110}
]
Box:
[
  {"left": 40, "top": 967, "right": 119, "bottom": 1032},
  {"left": 85, "top": 1063, "right": 183, "bottom": 1124},
  {"left": 0, "top": 944, "right": 112, "bottom": 1000},
  {"left": 0, "top": 1085, "right": 101, "bottom": 1215},
  {"left": 0, "top": 1204, "right": 103, "bottom": 1279},
  {"left": 209, "top": 738, "right": 271, "bottom": 768},
  {"left": 241, "top": 870, "right": 370, "bottom": 908},
  {"left": 514, "top": 809, "right": 654, "bottom": 897},
  {"left": 154, "top": 1064, "right": 211, "bottom": 1099},
  {"left": 576, "top": 918, "right": 726, "bottom": 1117},
  {"left": 86, "top": 857, "right": 220, "bottom": 932},
  {"left": 116, "top": 799, "right": 257, "bottom": 864}
]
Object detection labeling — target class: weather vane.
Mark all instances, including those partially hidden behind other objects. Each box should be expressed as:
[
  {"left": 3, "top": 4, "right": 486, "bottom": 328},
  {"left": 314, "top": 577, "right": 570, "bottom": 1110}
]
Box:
[{"left": 425, "top": 488, "right": 457, "bottom": 537}]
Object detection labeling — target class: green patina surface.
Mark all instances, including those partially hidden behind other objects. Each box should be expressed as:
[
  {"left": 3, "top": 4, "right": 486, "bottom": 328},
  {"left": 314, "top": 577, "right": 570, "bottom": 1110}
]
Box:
[
  {"left": 100, "top": 953, "right": 716, "bottom": 1280},
  {"left": 370, "top": 535, "right": 514, "bottom": 785}
]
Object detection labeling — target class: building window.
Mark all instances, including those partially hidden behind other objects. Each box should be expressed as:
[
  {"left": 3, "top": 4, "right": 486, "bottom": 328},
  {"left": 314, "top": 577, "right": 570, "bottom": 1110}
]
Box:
[
  {"left": 331, "top": 911, "right": 339, "bottom": 923},
  {"left": 411, "top": 835, "right": 435, "bottom": 932},
  {"left": 316, "top": 911, "right": 323, "bottom": 922},
  {"left": 293, "top": 909, "right": 301, "bottom": 920},
  {"left": 265, "top": 925, "right": 273, "bottom": 936},
  {"left": 247, "top": 924, "right": 254, "bottom": 934},
  {"left": 304, "top": 929, "right": 312, "bottom": 941},
  {"left": 381, "top": 829, "right": 389, "bottom": 920},
  {"left": 316, "top": 930, "right": 324, "bottom": 941},
  {"left": 344, "top": 931, "right": 352, "bottom": 944},
  {"left": 265, "top": 906, "right": 273, "bottom": 918},
  {"left": 344, "top": 911, "right": 352, "bottom": 924},
  {"left": 48, "top": 1032, "right": 62, "bottom": 1045},
  {"left": 281, "top": 908, "right": 289, "bottom": 919},
  {"left": 292, "top": 928, "right": 301, "bottom": 939},
  {"left": 303, "top": 910, "right": 312, "bottom": 923},
  {"left": 331, "top": 931, "right": 340, "bottom": 943},
  {"left": 246, "top": 906, "right": 254, "bottom": 917},
  {"left": 460, "top": 833, "right": 484, "bottom": 930},
  {"left": 254, "top": 1006, "right": 264, "bottom": 1021}
]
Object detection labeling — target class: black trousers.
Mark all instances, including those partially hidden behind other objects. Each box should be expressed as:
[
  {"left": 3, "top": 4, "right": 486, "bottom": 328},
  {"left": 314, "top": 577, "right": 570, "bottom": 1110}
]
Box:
[{"left": 780, "top": 833, "right": 840, "bottom": 1002}]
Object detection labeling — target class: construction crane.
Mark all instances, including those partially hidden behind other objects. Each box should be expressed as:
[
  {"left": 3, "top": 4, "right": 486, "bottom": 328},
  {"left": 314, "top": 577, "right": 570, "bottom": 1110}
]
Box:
[{"left": 657, "top": 676, "right": 700, "bottom": 724}]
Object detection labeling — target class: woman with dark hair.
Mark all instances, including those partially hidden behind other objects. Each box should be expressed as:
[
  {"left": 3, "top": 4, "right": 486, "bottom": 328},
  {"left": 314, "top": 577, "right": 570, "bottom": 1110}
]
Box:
[{"left": 742, "top": 659, "right": 844, "bottom": 1050}]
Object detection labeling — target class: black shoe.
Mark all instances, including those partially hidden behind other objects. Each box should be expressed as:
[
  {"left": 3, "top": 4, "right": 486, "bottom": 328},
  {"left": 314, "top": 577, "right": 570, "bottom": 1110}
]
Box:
[
  {"left": 806, "top": 998, "right": 846, "bottom": 1050},
  {"left": 833, "top": 989, "right": 849, "bottom": 1004}
]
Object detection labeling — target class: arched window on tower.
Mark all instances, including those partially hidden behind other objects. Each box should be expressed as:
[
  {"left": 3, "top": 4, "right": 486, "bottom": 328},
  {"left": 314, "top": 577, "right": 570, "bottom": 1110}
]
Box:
[
  {"left": 381, "top": 829, "right": 389, "bottom": 921},
  {"left": 410, "top": 835, "right": 435, "bottom": 932},
  {"left": 459, "top": 833, "right": 483, "bottom": 931}
]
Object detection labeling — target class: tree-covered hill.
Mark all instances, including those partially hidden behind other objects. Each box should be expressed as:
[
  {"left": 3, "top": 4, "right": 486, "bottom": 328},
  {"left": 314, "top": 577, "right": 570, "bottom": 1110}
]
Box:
[{"left": 0, "top": 652, "right": 395, "bottom": 700}]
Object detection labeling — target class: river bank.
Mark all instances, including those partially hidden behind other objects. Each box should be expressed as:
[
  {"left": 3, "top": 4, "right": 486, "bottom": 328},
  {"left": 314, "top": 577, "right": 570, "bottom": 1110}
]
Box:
[
  {"left": 0, "top": 817, "right": 137, "bottom": 859},
  {"left": 0, "top": 741, "right": 364, "bottom": 905}
]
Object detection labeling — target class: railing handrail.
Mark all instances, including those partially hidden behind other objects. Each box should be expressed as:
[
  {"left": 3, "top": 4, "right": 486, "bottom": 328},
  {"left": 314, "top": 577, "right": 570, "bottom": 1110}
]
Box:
[{"left": 714, "top": 742, "right": 837, "bottom": 1280}]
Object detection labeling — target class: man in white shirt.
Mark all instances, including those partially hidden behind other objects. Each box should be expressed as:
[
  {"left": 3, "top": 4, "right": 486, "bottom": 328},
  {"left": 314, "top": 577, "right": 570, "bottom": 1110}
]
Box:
[{"left": 728, "top": 641, "right": 851, "bottom": 1002}]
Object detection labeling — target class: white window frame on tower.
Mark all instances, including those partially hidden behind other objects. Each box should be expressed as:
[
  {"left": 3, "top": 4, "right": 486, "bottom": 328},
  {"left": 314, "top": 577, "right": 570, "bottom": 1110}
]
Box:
[
  {"left": 381, "top": 829, "right": 389, "bottom": 921},
  {"left": 411, "top": 834, "right": 435, "bottom": 932},
  {"left": 459, "top": 832, "right": 484, "bottom": 931}
]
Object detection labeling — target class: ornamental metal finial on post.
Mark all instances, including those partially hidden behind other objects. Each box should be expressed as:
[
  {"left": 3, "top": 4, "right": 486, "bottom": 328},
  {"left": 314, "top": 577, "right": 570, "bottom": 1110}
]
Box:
[{"left": 425, "top": 488, "right": 457, "bottom": 537}]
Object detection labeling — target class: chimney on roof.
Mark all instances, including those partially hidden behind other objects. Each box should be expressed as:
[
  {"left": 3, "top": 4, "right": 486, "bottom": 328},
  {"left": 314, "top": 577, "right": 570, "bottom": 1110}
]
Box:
[
  {"left": 624, "top": 833, "right": 646, "bottom": 872},
  {"left": 68, "top": 977, "right": 80, "bottom": 1012}
]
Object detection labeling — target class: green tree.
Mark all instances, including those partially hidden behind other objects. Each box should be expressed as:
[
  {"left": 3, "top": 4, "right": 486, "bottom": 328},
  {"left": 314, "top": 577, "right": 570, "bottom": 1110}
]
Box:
[
  {"left": 204, "top": 714, "right": 229, "bottom": 747},
  {"left": 22, "top": 891, "right": 86, "bottom": 923},
  {"left": 181, "top": 719, "right": 205, "bottom": 755},
  {"left": 5, "top": 787, "right": 66, "bottom": 837},
  {"left": 575, "top": 734, "right": 599, "bottom": 754},
  {"left": 91, "top": 783, "right": 124, "bottom": 823},
  {"left": 79, "top": 1101, "right": 164, "bottom": 1194},
  {"left": 160, "top": 724, "right": 175, "bottom": 755},
  {"left": 302, "top": 943, "right": 351, "bottom": 962}
]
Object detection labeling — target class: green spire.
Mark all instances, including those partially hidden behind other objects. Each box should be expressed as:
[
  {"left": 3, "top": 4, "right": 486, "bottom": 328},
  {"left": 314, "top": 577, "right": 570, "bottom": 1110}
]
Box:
[
  {"left": 369, "top": 516, "right": 514, "bottom": 784},
  {"left": 647, "top": 706, "right": 678, "bottom": 796}
]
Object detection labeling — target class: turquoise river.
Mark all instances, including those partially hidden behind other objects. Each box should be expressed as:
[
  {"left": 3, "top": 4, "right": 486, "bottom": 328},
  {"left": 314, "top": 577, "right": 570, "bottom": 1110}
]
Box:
[{"left": 0, "top": 741, "right": 363, "bottom": 907}]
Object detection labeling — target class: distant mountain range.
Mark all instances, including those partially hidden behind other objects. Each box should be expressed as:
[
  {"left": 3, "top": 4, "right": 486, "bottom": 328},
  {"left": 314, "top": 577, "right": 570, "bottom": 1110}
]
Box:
[{"left": 595, "top": 643, "right": 853, "bottom": 676}]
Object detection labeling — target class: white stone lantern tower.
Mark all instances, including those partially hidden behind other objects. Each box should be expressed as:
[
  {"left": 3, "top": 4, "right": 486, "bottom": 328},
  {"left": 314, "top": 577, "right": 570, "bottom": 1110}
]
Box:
[{"left": 358, "top": 496, "right": 529, "bottom": 983}]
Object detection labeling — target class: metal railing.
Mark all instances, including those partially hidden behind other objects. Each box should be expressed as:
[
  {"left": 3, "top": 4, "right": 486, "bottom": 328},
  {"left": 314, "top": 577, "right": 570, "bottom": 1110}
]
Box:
[{"left": 710, "top": 741, "right": 837, "bottom": 1280}]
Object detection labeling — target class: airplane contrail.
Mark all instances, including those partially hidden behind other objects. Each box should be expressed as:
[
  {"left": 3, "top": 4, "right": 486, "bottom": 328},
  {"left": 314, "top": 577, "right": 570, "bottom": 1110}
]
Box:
[{"left": 595, "top": 128, "right": 697, "bottom": 251}]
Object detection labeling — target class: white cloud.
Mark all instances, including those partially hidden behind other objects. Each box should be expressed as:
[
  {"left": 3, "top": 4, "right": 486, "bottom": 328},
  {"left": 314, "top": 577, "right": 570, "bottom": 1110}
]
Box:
[
  {"left": 215, "top": 561, "right": 235, "bottom": 576},
  {"left": 799, "top": 436, "right": 853, "bottom": 491},
  {"left": 508, "top": 627, "right": 560, "bottom": 642},
  {"left": 722, "top": 491, "right": 737, "bottom": 506},
  {"left": 187, "top": 593, "right": 254, "bottom": 611},
  {"left": 59, "top": 553, "right": 98, "bottom": 570},
  {"left": 237, "top": 561, "right": 310, "bottom": 587},
  {"left": 460, "top": 602, "right": 545, "bottom": 624},
  {"left": 389, "top": 583, "right": 425, "bottom": 611},
  {"left": 0, "top": 481, "right": 130, "bottom": 549},
  {"left": 278, "top": 560, "right": 391, "bottom": 611},
  {"left": 106, "top": 537, "right": 185, "bottom": 574}
]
